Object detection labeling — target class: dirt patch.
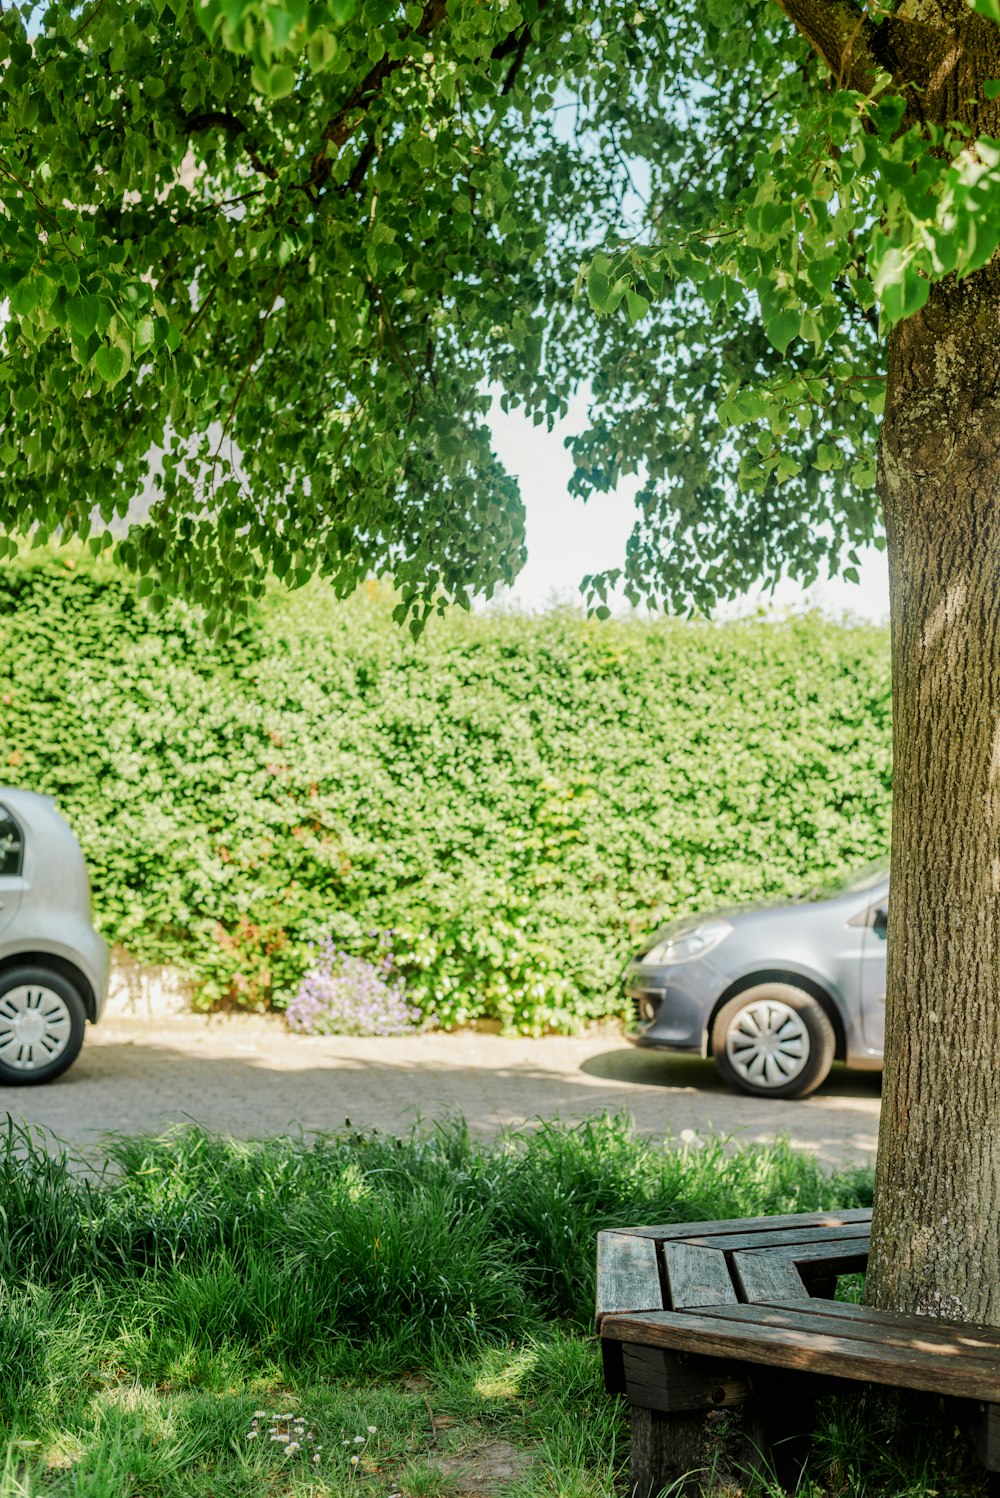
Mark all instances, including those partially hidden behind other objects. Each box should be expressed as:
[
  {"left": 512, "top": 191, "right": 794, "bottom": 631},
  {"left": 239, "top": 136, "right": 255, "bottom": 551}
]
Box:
[{"left": 432, "top": 1439, "right": 533, "bottom": 1495}]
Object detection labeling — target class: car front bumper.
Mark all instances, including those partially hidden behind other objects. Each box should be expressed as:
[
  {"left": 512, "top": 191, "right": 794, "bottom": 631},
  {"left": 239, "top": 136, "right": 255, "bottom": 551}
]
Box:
[{"left": 623, "top": 958, "right": 719, "bottom": 1055}]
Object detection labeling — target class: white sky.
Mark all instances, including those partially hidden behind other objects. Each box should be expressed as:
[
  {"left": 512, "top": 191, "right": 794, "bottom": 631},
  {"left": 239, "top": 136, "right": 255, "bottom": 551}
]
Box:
[{"left": 488, "top": 393, "right": 890, "bottom": 625}]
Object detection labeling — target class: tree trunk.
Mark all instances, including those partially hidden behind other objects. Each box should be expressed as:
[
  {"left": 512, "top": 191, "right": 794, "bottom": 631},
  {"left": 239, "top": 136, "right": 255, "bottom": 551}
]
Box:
[{"left": 868, "top": 261, "right": 1000, "bottom": 1324}]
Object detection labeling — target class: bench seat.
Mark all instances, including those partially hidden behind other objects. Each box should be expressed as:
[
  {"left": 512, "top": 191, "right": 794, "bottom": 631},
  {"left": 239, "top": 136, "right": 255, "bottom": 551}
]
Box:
[
  {"left": 602, "top": 1298, "right": 1000, "bottom": 1403},
  {"left": 596, "top": 1208, "right": 1000, "bottom": 1495}
]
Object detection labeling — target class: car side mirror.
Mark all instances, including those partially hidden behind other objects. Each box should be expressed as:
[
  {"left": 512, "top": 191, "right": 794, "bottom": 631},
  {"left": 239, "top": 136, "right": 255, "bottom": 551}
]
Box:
[{"left": 873, "top": 904, "right": 889, "bottom": 935}]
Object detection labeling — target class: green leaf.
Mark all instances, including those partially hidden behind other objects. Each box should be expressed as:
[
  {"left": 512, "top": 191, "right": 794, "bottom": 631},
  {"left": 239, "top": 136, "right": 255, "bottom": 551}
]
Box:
[
  {"left": 879, "top": 265, "right": 930, "bottom": 326},
  {"left": 586, "top": 270, "right": 611, "bottom": 312},
  {"left": 94, "top": 342, "right": 130, "bottom": 385},
  {"left": 251, "top": 62, "right": 297, "bottom": 97},
  {"left": 67, "top": 294, "right": 101, "bottom": 339},
  {"left": 984, "top": 80, "right": 1000, "bottom": 99},
  {"left": 9, "top": 279, "right": 39, "bottom": 318},
  {"left": 764, "top": 309, "right": 801, "bottom": 355},
  {"left": 307, "top": 28, "right": 337, "bottom": 69},
  {"left": 969, "top": 0, "right": 1000, "bottom": 21},
  {"left": 814, "top": 443, "right": 843, "bottom": 472},
  {"left": 625, "top": 288, "right": 650, "bottom": 323}
]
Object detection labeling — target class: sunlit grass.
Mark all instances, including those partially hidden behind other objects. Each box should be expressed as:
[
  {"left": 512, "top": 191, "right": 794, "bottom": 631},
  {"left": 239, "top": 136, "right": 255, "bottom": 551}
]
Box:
[{"left": 0, "top": 1114, "right": 981, "bottom": 1495}]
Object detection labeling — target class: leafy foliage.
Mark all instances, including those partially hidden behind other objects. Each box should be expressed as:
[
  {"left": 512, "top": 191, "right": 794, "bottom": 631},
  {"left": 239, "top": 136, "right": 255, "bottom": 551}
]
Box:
[
  {"left": 0, "top": 554, "right": 891, "bottom": 1028},
  {"left": 578, "top": 25, "right": 1000, "bottom": 612},
  {"left": 0, "top": 0, "right": 660, "bottom": 626},
  {"left": 6, "top": 0, "right": 991, "bottom": 624}
]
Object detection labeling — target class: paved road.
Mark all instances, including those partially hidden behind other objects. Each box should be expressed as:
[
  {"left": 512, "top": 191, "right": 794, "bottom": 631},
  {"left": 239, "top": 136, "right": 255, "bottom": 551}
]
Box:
[{"left": 0, "top": 1013, "right": 881, "bottom": 1168}]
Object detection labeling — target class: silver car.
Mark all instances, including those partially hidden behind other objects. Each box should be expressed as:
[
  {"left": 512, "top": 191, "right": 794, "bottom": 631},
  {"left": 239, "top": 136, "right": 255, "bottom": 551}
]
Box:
[
  {"left": 0, "top": 788, "right": 110, "bottom": 1084},
  {"left": 625, "top": 862, "right": 889, "bottom": 1099}
]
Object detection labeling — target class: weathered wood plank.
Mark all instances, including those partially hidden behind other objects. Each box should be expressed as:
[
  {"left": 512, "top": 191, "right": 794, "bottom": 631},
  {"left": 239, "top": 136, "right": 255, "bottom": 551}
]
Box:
[
  {"left": 760, "top": 1235, "right": 870, "bottom": 1264},
  {"left": 595, "top": 1230, "right": 662, "bottom": 1324},
  {"left": 686, "top": 1223, "right": 871, "bottom": 1253},
  {"left": 751, "top": 1297, "right": 1000, "bottom": 1349},
  {"left": 617, "top": 1208, "right": 872, "bottom": 1241},
  {"left": 706, "top": 1304, "right": 1000, "bottom": 1376},
  {"left": 663, "top": 1241, "right": 739, "bottom": 1309},
  {"left": 763, "top": 1235, "right": 870, "bottom": 1273},
  {"left": 622, "top": 1342, "right": 750, "bottom": 1413},
  {"left": 600, "top": 1307, "right": 1000, "bottom": 1402},
  {"left": 732, "top": 1249, "right": 810, "bottom": 1304}
]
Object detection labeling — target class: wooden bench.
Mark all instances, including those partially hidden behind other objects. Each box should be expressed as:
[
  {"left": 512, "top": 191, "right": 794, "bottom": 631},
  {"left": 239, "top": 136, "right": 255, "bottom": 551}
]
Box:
[{"left": 596, "top": 1209, "right": 1000, "bottom": 1495}]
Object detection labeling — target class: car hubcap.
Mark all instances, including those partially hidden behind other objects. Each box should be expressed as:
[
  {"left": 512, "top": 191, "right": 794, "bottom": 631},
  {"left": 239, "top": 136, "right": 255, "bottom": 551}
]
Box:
[
  {"left": 725, "top": 999, "right": 809, "bottom": 1089},
  {"left": 0, "top": 985, "right": 72, "bottom": 1071}
]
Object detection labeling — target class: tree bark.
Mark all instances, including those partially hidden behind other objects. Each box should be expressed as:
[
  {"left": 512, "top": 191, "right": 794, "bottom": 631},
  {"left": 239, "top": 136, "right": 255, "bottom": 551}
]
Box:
[
  {"left": 869, "top": 259, "right": 1000, "bottom": 1324},
  {"left": 767, "top": 0, "right": 1000, "bottom": 1330}
]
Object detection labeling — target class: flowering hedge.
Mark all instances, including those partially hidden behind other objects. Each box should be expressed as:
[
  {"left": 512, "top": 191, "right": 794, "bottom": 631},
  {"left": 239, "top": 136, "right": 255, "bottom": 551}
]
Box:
[
  {"left": 285, "top": 942, "right": 425, "bottom": 1037},
  {"left": 0, "top": 554, "right": 892, "bottom": 1031}
]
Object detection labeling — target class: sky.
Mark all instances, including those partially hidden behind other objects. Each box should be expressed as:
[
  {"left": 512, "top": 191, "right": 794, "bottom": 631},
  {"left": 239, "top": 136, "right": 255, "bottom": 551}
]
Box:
[{"left": 488, "top": 393, "right": 890, "bottom": 625}]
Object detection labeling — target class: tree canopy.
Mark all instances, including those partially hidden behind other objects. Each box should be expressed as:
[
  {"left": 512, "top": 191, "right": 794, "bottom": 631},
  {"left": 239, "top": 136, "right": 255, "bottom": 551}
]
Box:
[
  {"left": 0, "top": 0, "right": 939, "bottom": 624},
  {"left": 4, "top": 3, "right": 1000, "bottom": 623},
  {"left": 0, "top": 0, "right": 641, "bottom": 624}
]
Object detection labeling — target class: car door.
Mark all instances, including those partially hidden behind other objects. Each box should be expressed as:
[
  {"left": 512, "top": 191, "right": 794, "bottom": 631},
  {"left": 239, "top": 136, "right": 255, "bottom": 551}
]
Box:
[
  {"left": 858, "top": 897, "right": 888, "bottom": 1053},
  {"left": 0, "top": 802, "right": 25, "bottom": 939}
]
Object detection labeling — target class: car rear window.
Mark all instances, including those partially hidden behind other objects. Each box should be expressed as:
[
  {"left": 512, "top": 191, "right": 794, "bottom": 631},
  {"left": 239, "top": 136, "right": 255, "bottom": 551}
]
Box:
[{"left": 0, "top": 805, "right": 23, "bottom": 876}]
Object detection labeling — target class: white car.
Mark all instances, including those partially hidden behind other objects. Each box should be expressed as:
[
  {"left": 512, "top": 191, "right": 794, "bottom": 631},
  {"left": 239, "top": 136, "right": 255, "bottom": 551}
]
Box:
[{"left": 0, "top": 788, "right": 110, "bottom": 1084}]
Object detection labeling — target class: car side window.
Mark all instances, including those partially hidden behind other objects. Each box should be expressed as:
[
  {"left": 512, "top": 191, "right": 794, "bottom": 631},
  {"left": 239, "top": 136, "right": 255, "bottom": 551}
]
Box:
[{"left": 0, "top": 805, "right": 23, "bottom": 876}]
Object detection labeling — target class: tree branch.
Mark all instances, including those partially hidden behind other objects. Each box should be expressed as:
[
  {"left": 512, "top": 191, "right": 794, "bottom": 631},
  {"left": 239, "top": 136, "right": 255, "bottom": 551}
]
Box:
[
  {"left": 329, "top": 0, "right": 448, "bottom": 146},
  {"left": 184, "top": 110, "right": 279, "bottom": 182},
  {"left": 220, "top": 267, "right": 285, "bottom": 443},
  {"left": 310, "top": 0, "right": 448, "bottom": 184},
  {"left": 497, "top": 4, "right": 549, "bottom": 97},
  {"left": 772, "top": 0, "right": 995, "bottom": 133},
  {"left": 771, "top": 0, "right": 879, "bottom": 92},
  {"left": 344, "top": 136, "right": 377, "bottom": 197}
]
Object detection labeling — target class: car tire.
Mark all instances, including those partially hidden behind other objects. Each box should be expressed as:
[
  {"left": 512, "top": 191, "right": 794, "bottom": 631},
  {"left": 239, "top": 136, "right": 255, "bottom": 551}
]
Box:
[
  {"left": 711, "top": 983, "right": 835, "bottom": 1100},
  {"left": 0, "top": 966, "right": 87, "bottom": 1086}
]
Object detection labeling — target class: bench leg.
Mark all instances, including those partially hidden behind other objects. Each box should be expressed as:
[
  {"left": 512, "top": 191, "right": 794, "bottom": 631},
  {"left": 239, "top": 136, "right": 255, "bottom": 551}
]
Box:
[
  {"left": 630, "top": 1406, "right": 705, "bottom": 1497},
  {"left": 971, "top": 1400, "right": 1000, "bottom": 1493},
  {"left": 741, "top": 1373, "right": 818, "bottom": 1495}
]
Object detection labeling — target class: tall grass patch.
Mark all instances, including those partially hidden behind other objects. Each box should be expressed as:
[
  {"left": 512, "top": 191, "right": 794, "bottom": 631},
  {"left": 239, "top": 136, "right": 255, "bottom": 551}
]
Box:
[
  {"left": 0, "top": 1113, "right": 870, "bottom": 1415},
  {"left": 0, "top": 1119, "right": 981, "bottom": 1494}
]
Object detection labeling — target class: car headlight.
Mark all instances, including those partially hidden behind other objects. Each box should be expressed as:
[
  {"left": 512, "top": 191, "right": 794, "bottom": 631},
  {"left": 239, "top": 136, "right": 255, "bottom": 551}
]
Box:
[{"left": 640, "top": 919, "right": 733, "bottom": 967}]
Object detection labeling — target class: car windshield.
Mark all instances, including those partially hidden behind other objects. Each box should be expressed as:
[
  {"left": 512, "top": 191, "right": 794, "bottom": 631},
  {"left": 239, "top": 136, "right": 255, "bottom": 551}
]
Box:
[{"left": 800, "top": 859, "right": 890, "bottom": 902}]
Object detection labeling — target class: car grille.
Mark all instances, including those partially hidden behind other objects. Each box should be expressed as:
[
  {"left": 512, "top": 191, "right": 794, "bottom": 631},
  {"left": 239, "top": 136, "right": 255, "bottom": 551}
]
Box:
[{"left": 632, "top": 994, "right": 646, "bottom": 1026}]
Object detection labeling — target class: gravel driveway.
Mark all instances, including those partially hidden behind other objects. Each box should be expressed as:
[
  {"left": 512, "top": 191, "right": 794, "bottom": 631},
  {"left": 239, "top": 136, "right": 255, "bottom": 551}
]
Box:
[{"left": 0, "top": 1011, "right": 880, "bottom": 1168}]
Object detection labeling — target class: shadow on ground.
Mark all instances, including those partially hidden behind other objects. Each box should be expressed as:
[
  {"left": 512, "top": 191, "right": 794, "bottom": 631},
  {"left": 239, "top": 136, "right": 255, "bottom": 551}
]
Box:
[
  {"left": 0, "top": 1018, "right": 882, "bottom": 1168},
  {"left": 581, "top": 1046, "right": 883, "bottom": 1100}
]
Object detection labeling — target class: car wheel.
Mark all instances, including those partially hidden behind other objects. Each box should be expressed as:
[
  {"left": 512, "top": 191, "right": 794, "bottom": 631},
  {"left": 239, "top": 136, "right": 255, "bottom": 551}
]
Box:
[
  {"left": 711, "top": 983, "right": 835, "bottom": 1100},
  {"left": 0, "top": 966, "right": 87, "bottom": 1086}
]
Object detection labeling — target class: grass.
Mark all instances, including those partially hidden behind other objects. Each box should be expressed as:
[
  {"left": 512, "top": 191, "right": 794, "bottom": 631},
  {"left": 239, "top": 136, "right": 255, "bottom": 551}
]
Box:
[{"left": 0, "top": 1113, "right": 986, "bottom": 1495}]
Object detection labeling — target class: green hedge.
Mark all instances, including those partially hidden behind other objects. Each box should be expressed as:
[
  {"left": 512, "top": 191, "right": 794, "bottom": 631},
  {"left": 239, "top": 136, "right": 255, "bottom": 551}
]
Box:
[{"left": 0, "top": 556, "right": 892, "bottom": 1030}]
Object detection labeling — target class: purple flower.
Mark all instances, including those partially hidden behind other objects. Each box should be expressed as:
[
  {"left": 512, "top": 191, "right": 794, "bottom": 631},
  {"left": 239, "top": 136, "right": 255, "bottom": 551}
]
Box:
[{"left": 286, "top": 937, "right": 428, "bottom": 1036}]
